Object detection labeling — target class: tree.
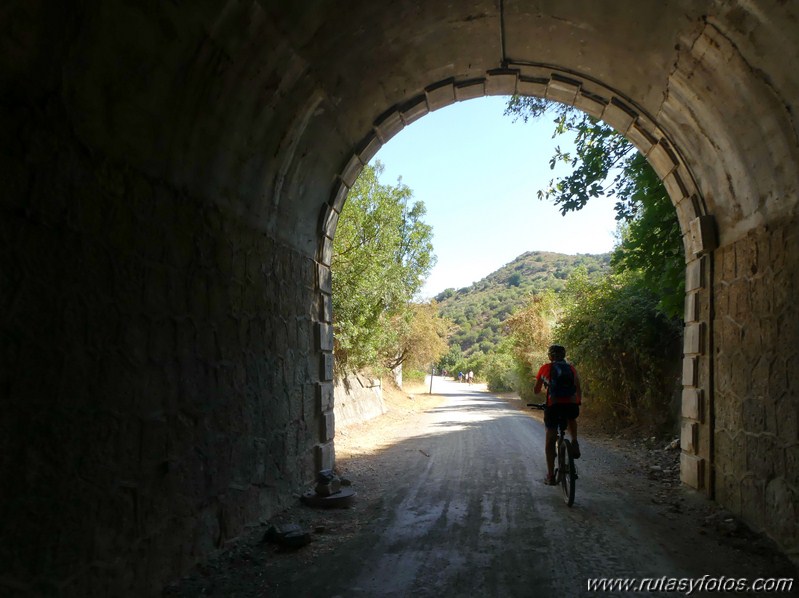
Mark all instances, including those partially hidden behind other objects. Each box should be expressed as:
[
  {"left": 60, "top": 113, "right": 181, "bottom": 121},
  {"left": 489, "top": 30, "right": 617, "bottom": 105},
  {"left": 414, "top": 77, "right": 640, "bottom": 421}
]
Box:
[
  {"left": 609, "top": 153, "right": 685, "bottom": 317},
  {"left": 504, "top": 289, "right": 560, "bottom": 372},
  {"left": 555, "top": 269, "right": 682, "bottom": 430},
  {"left": 332, "top": 162, "right": 436, "bottom": 375},
  {"left": 504, "top": 97, "right": 684, "bottom": 317},
  {"left": 388, "top": 302, "right": 451, "bottom": 372},
  {"left": 502, "top": 98, "right": 685, "bottom": 431},
  {"left": 503, "top": 289, "right": 560, "bottom": 399},
  {"left": 438, "top": 344, "right": 463, "bottom": 374}
]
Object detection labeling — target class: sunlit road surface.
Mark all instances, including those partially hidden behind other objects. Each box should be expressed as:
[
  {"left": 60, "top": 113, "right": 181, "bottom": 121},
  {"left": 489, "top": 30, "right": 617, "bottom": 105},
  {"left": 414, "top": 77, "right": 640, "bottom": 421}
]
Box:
[{"left": 290, "top": 378, "right": 793, "bottom": 598}]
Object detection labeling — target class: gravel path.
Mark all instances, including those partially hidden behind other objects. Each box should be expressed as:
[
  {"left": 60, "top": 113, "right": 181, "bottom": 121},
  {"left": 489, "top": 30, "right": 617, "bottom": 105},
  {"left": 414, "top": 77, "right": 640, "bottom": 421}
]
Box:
[{"left": 165, "top": 378, "right": 796, "bottom": 597}]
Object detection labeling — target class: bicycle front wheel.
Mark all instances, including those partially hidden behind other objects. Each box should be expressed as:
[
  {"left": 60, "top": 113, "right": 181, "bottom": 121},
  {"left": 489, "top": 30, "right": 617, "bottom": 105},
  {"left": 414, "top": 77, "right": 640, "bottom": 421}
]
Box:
[{"left": 559, "top": 439, "right": 577, "bottom": 506}]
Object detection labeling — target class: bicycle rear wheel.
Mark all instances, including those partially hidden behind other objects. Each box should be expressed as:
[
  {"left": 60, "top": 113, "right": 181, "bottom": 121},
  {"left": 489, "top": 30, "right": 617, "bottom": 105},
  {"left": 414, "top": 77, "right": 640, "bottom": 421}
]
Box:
[{"left": 559, "top": 439, "right": 576, "bottom": 506}]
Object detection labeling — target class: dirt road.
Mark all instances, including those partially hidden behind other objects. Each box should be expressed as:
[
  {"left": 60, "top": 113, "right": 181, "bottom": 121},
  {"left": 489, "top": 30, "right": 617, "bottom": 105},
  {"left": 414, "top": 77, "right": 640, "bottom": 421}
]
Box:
[{"left": 166, "top": 379, "right": 796, "bottom": 597}]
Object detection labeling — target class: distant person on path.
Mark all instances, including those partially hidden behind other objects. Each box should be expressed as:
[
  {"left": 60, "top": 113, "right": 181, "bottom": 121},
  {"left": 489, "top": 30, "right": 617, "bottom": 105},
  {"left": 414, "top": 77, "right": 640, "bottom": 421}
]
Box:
[
  {"left": 458, "top": 371, "right": 464, "bottom": 383},
  {"left": 534, "top": 344, "right": 582, "bottom": 486},
  {"left": 467, "top": 370, "right": 474, "bottom": 385}
]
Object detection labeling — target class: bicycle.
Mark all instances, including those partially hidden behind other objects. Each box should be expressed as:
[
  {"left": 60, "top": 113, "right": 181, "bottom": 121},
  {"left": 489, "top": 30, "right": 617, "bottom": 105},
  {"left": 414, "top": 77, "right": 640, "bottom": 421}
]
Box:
[{"left": 528, "top": 402, "right": 578, "bottom": 506}]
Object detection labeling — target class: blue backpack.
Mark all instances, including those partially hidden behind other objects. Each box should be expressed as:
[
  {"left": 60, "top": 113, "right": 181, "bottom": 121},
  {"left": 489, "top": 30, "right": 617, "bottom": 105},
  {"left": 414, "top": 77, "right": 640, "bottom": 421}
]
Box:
[{"left": 549, "top": 360, "right": 576, "bottom": 400}]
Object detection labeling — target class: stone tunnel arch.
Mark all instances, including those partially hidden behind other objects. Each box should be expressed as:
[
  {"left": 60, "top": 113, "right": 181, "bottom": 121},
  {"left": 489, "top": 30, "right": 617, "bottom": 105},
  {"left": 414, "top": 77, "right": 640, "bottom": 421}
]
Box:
[{"left": 315, "top": 67, "right": 717, "bottom": 492}]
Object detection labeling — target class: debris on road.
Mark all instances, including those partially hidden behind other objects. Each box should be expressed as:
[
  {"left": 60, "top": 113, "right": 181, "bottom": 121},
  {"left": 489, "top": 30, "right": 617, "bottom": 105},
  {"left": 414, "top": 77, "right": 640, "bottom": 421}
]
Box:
[
  {"left": 300, "top": 469, "right": 357, "bottom": 508},
  {"left": 264, "top": 523, "right": 312, "bottom": 550}
]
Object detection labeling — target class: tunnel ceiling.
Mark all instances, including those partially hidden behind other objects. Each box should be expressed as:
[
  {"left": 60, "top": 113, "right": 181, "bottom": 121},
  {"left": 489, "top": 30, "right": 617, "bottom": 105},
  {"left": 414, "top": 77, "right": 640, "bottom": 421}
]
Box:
[{"left": 7, "top": 1, "right": 798, "bottom": 254}]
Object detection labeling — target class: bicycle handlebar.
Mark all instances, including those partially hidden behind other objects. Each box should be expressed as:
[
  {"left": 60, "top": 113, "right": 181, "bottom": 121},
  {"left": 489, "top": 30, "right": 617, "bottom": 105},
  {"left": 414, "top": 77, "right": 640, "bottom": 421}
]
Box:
[{"left": 527, "top": 403, "right": 546, "bottom": 410}]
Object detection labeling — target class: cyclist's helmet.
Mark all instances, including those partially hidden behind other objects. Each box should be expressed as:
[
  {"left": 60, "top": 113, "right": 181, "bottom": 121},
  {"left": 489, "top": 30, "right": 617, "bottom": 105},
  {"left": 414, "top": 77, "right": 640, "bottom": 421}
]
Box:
[{"left": 548, "top": 344, "right": 566, "bottom": 360}]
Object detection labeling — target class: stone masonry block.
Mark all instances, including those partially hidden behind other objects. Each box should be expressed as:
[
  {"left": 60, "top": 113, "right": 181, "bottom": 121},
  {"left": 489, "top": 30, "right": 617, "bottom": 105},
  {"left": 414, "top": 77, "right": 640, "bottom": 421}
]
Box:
[
  {"left": 719, "top": 244, "right": 736, "bottom": 283},
  {"left": 753, "top": 232, "right": 771, "bottom": 279},
  {"left": 357, "top": 133, "right": 382, "bottom": 164},
  {"left": 374, "top": 110, "right": 404, "bottom": 143},
  {"left": 662, "top": 169, "right": 688, "bottom": 203},
  {"left": 647, "top": 141, "right": 678, "bottom": 179},
  {"left": 681, "top": 388, "right": 703, "bottom": 421},
  {"left": 546, "top": 76, "right": 580, "bottom": 105},
  {"left": 714, "top": 283, "right": 729, "bottom": 318},
  {"left": 680, "top": 453, "right": 704, "bottom": 489},
  {"left": 517, "top": 76, "right": 548, "bottom": 98},
  {"left": 400, "top": 96, "right": 429, "bottom": 125},
  {"left": 683, "top": 322, "right": 703, "bottom": 355},
  {"left": 768, "top": 225, "right": 787, "bottom": 271},
  {"left": 684, "top": 291, "right": 699, "bottom": 323},
  {"left": 315, "top": 441, "right": 335, "bottom": 472},
  {"left": 317, "top": 263, "right": 332, "bottom": 294},
  {"left": 601, "top": 98, "right": 636, "bottom": 134},
  {"left": 625, "top": 122, "right": 656, "bottom": 155},
  {"left": 329, "top": 180, "right": 349, "bottom": 213},
  {"left": 713, "top": 430, "right": 730, "bottom": 474},
  {"left": 686, "top": 258, "right": 703, "bottom": 291},
  {"left": 689, "top": 215, "right": 718, "bottom": 256},
  {"left": 675, "top": 195, "right": 698, "bottom": 228},
  {"left": 425, "top": 81, "right": 456, "bottom": 111},
  {"left": 319, "top": 235, "right": 333, "bottom": 266},
  {"left": 731, "top": 281, "right": 751, "bottom": 322},
  {"left": 321, "top": 292, "right": 332, "bottom": 323},
  {"left": 320, "top": 204, "right": 340, "bottom": 238},
  {"left": 573, "top": 91, "right": 606, "bottom": 119},
  {"left": 735, "top": 235, "right": 756, "bottom": 280},
  {"left": 485, "top": 69, "right": 518, "bottom": 95},
  {"left": 680, "top": 231, "right": 693, "bottom": 259},
  {"left": 340, "top": 154, "right": 363, "bottom": 188},
  {"left": 316, "top": 322, "right": 333, "bottom": 352},
  {"left": 745, "top": 430, "right": 774, "bottom": 478},
  {"left": 321, "top": 352, "right": 334, "bottom": 381},
  {"left": 317, "top": 382, "right": 334, "bottom": 412},
  {"left": 751, "top": 273, "right": 773, "bottom": 314},
  {"left": 320, "top": 410, "right": 335, "bottom": 442},
  {"left": 681, "top": 421, "right": 698, "bottom": 454},
  {"left": 682, "top": 356, "right": 698, "bottom": 386},
  {"left": 455, "top": 79, "right": 485, "bottom": 101}
]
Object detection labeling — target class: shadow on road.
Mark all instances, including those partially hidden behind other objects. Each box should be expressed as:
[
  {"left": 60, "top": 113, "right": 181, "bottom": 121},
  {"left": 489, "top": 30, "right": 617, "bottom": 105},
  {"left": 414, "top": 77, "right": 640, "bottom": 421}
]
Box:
[{"left": 165, "top": 379, "right": 798, "bottom": 598}]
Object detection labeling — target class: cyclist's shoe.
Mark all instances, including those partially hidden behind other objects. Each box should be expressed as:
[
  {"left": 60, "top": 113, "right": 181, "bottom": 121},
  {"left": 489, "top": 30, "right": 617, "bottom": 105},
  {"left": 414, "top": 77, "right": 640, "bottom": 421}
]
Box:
[
  {"left": 571, "top": 440, "right": 581, "bottom": 459},
  {"left": 543, "top": 474, "right": 557, "bottom": 486}
]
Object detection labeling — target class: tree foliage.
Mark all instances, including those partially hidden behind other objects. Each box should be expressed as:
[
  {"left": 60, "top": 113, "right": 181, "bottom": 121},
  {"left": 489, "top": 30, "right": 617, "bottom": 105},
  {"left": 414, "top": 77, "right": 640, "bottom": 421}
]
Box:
[
  {"left": 496, "top": 97, "right": 686, "bottom": 431},
  {"left": 505, "top": 289, "right": 558, "bottom": 355},
  {"left": 609, "top": 153, "right": 685, "bottom": 318},
  {"left": 332, "top": 162, "right": 437, "bottom": 375},
  {"left": 389, "top": 302, "right": 451, "bottom": 372},
  {"left": 482, "top": 341, "right": 517, "bottom": 392},
  {"left": 503, "top": 289, "right": 560, "bottom": 398},
  {"left": 504, "top": 96, "right": 684, "bottom": 318},
  {"left": 554, "top": 269, "right": 682, "bottom": 430}
]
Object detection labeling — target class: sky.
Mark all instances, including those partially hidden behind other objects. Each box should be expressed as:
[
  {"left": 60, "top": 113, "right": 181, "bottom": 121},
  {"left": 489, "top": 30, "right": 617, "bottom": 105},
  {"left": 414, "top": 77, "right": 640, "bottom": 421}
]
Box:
[{"left": 370, "top": 95, "right": 619, "bottom": 300}]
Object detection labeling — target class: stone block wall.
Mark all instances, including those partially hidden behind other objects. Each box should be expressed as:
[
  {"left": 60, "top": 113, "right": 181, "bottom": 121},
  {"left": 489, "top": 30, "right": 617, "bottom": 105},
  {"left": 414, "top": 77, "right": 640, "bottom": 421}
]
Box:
[
  {"left": 713, "top": 218, "right": 799, "bottom": 560},
  {"left": 0, "top": 107, "right": 322, "bottom": 595},
  {"left": 334, "top": 374, "right": 386, "bottom": 428}
]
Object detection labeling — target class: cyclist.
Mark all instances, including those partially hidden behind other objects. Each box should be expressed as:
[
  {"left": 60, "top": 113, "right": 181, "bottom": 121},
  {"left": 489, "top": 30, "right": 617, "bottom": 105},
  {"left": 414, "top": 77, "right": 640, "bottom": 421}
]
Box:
[{"left": 534, "top": 344, "right": 582, "bottom": 485}]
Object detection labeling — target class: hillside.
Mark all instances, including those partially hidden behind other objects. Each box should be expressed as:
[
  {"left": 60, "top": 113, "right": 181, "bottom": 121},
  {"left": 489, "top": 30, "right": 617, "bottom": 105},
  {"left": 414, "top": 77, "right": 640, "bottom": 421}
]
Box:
[{"left": 435, "top": 251, "right": 610, "bottom": 356}]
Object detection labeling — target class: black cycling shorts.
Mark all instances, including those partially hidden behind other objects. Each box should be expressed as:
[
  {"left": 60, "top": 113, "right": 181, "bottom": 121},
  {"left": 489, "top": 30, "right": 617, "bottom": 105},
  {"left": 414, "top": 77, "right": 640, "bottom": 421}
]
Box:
[{"left": 544, "top": 403, "right": 580, "bottom": 429}]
